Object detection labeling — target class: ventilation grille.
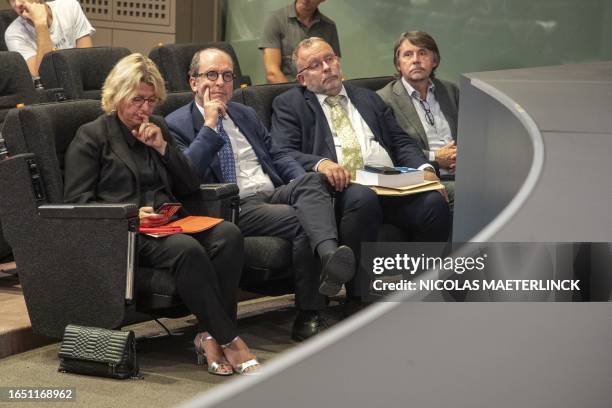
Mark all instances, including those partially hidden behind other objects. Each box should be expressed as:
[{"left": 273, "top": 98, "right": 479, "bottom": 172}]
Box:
[
  {"left": 79, "top": 0, "right": 111, "bottom": 20},
  {"left": 79, "top": 0, "right": 171, "bottom": 25}
]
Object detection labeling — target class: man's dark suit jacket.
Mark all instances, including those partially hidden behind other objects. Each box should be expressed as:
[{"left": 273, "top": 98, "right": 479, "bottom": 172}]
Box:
[
  {"left": 377, "top": 78, "right": 459, "bottom": 158},
  {"left": 64, "top": 113, "right": 199, "bottom": 205},
  {"left": 165, "top": 100, "right": 305, "bottom": 185},
  {"left": 270, "top": 83, "right": 428, "bottom": 171}
]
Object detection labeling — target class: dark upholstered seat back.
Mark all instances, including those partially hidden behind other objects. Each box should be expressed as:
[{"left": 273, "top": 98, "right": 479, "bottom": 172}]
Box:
[
  {"left": 231, "top": 82, "right": 299, "bottom": 130},
  {"left": 0, "top": 9, "right": 17, "bottom": 52},
  {"left": 153, "top": 91, "right": 194, "bottom": 117},
  {"left": 344, "top": 76, "right": 394, "bottom": 92},
  {"left": 3, "top": 100, "right": 103, "bottom": 202},
  {"left": 39, "top": 47, "right": 132, "bottom": 100},
  {"left": 150, "top": 42, "right": 247, "bottom": 92},
  {"left": 0, "top": 51, "right": 37, "bottom": 123}
]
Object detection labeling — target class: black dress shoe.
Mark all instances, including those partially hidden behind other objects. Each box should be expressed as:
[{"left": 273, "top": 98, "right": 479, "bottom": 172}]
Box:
[
  {"left": 319, "top": 245, "right": 356, "bottom": 296},
  {"left": 291, "top": 311, "right": 329, "bottom": 342}
]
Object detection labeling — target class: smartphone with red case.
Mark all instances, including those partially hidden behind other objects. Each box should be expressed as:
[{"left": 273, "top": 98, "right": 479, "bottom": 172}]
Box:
[{"left": 155, "top": 203, "right": 181, "bottom": 218}]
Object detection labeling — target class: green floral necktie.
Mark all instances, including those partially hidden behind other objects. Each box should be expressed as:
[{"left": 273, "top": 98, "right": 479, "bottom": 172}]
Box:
[{"left": 325, "top": 95, "right": 364, "bottom": 178}]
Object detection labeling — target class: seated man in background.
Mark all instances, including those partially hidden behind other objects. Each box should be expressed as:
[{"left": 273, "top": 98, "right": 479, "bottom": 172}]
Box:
[
  {"left": 4, "top": 0, "right": 94, "bottom": 76},
  {"left": 271, "top": 37, "right": 451, "bottom": 309},
  {"left": 377, "top": 31, "right": 459, "bottom": 207},
  {"left": 165, "top": 47, "right": 355, "bottom": 342},
  {"left": 259, "top": 0, "right": 340, "bottom": 83}
]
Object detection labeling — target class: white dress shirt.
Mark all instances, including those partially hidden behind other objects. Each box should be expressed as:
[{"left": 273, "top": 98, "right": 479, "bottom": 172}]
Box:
[
  {"left": 195, "top": 102, "right": 275, "bottom": 199},
  {"left": 401, "top": 77, "right": 454, "bottom": 174}
]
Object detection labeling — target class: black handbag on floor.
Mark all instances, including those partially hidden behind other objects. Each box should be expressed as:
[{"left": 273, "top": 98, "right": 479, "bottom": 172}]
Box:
[{"left": 58, "top": 324, "right": 140, "bottom": 379}]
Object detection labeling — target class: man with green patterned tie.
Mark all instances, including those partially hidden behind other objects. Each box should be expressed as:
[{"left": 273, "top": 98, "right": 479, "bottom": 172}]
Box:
[{"left": 271, "top": 37, "right": 451, "bottom": 311}]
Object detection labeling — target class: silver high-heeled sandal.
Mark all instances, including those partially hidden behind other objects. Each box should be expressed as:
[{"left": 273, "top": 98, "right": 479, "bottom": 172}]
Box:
[
  {"left": 195, "top": 335, "right": 233, "bottom": 376},
  {"left": 221, "top": 336, "right": 261, "bottom": 376}
]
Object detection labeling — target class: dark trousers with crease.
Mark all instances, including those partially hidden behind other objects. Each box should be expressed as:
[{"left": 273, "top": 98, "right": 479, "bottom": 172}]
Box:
[
  {"left": 138, "top": 221, "right": 243, "bottom": 345},
  {"left": 336, "top": 183, "right": 451, "bottom": 297},
  {"left": 238, "top": 172, "right": 337, "bottom": 311}
]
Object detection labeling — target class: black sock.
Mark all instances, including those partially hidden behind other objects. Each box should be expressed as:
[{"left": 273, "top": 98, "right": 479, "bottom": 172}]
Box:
[{"left": 316, "top": 239, "right": 338, "bottom": 259}]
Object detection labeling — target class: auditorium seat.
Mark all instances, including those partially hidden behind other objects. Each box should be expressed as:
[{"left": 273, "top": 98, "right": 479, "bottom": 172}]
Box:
[
  {"left": 0, "top": 51, "right": 39, "bottom": 124},
  {"left": 38, "top": 47, "right": 132, "bottom": 100},
  {"left": 231, "top": 82, "right": 299, "bottom": 129},
  {"left": 0, "top": 9, "right": 17, "bottom": 52},
  {"left": 0, "top": 50, "right": 67, "bottom": 125},
  {"left": 0, "top": 50, "right": 66, "bottom": 264},
  {"left": 149, "top": 42, "right": 251, "bottom": 92}
]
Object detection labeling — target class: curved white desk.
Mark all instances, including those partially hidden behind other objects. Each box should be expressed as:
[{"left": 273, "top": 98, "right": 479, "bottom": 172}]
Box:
[{"left": 182, "top": 62, "right": 612, "bottom": 408}]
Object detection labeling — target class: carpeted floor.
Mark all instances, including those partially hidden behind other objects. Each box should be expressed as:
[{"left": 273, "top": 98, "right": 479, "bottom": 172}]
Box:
[{"left": 0, "top": 295, "right": 346, "bottom": 408}]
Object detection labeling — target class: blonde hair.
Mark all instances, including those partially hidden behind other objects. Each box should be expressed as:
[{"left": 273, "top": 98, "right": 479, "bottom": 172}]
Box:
[{"left": 101, "top": 53, "right": 166, "bottom": 114}]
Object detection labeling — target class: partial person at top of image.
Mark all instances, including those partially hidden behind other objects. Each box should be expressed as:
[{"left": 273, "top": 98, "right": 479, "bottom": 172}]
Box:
[
  {"left": 4, "top": 0, "right": 94, "bottom": 76},
  {"left": 259, "top": 0, "right": 340, "bottom": 83},
  {"left": 377, "top": 31, "right": 459, "bottom": 207}
]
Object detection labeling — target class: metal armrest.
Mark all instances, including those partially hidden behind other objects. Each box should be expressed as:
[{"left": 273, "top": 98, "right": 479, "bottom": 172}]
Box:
[{"left": 38, "top": 203, "right": 138, "bottom": 219}]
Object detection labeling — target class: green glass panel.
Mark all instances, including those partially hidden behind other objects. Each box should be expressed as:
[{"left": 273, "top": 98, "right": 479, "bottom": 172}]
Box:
[{"left": 226, "top": 0, "right": 612, "bottom": 85}]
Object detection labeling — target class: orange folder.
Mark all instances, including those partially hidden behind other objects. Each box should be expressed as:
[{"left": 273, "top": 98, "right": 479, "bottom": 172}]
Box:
[{"left": 141, "top": 216, "right": 224, "bottom": 238}]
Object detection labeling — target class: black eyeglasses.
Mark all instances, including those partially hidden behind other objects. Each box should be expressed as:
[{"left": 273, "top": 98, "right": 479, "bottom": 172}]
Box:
[
  {"left": 194, "top": 71, "right": 236, "bottom": 83},
  {"left": 417, "top": 99, "right": 435, "bottom": 127}
]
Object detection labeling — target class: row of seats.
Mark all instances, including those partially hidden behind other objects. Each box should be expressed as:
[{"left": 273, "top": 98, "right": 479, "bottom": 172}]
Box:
[
  {"left": 0, "top": 42, "right": 249, "bottom": 117},
  {"left": 0, "top": 75, "right": 393, "bottom": 339}
]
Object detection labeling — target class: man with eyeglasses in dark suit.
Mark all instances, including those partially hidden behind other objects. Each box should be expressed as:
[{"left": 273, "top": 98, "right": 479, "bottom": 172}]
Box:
[
  {"left": 377, "top": 31, "right": 459, "bottom": 207},
  {"left": 270, "top": 37, "right": 451, "bottom": 312},
  {"left": 165, "top": 47, "right": 356, "bottom": 342}
]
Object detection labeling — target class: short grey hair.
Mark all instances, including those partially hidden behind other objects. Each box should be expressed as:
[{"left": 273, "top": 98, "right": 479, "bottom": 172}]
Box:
[{"left": 292, "top": 37, "right": 328, "bottom": 71}]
